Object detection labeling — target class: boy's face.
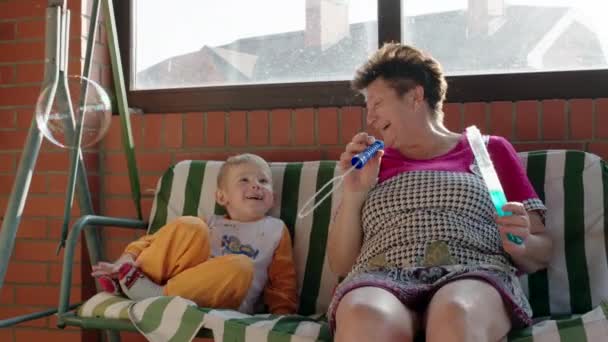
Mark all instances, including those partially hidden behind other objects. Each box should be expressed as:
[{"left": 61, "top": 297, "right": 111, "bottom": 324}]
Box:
[{"left": 216, "top": 162, "right": 274, "bottom": 222}]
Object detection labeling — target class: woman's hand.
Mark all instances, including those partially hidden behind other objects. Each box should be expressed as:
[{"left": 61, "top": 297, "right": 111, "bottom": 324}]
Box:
[
  {"left": 495, "top": 202, "right": 531, "bottom": 257},
  {"left": 91, "top": 253, "right": 137, "bottom": 279},
  {"left": 339, "top": 132, "right": 384, "bottom": 194}
]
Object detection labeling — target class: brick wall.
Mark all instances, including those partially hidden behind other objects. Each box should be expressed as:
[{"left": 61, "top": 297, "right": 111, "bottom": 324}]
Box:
[{"left": 2, "top": 1, "right": 608, "bottom": 341}]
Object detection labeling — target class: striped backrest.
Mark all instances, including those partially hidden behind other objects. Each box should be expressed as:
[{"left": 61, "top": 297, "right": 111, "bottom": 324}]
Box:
[
  {"left": 148, "top": 150, "right": 608, "bottom": 317},
  {"left": 519, "top": 150, "right": 608, "bottom": 318},
  {"left": 147, "top": 160, "right": 342, "bottom": 316}
]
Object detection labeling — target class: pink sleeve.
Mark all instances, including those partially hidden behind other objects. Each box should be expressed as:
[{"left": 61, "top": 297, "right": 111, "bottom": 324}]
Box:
[{"left": 487, "top": 136, "right": 539, "bottom": 203}]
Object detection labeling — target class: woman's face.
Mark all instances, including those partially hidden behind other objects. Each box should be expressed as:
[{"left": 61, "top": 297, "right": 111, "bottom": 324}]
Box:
[{"left": 364, "top": 78, "right": 422, "bottom": 149}]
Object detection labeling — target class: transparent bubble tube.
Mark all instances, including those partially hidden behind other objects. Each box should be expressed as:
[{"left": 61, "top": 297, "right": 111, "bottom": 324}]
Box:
[{"left": 465, "top": 126, "right": 523, "bottom": 245}]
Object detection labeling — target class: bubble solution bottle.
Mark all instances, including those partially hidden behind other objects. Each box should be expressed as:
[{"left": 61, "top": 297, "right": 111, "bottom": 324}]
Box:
[{"left": 465, "top": 126, "right": 523, "bottom": 245}]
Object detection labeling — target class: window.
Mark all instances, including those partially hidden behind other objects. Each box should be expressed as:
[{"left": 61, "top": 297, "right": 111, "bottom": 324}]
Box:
[{"left": 115, "top": 0, "right": 608, "bottom": 112}]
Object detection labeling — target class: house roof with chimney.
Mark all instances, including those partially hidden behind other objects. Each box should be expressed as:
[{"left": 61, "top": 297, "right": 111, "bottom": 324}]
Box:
[{"left": 136, "top": 5, "right": 606, "bottom": 89}]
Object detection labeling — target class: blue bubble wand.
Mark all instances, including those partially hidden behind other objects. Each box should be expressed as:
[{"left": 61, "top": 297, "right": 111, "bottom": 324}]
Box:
[{"left": 298, "top": 140, "right": 384, "bottom": 218}]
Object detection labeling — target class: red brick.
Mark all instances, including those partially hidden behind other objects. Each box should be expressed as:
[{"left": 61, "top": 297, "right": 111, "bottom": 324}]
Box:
[
  {"left": 15, "top": 328, "right": 81, "bottom": 342},
  {"left": 318, "top": 107, "right": 338, "bottom": 145},
  {"left": 184, "top": 112, "right": 204, "bottom": 147},
  {"left": 17, "top": 18, "right": 45, "bottom": 39},
  {"left": 104, "top": 226, "right": 140, "bottom": 241},
  {"left": 294, "top": 109, "right": 314, "bottom": 145},
  {"left": 463, "top": 102, "right": 486, "bottom": 131},
  {"left": 0, "top": 284, "right": 14, "bottom": 304},
  {"left": 104, "top": 174, "right": 133, "bottom": 195},
  {"left": 130, "top": 114, "right": 145, "bottom": 147},
  {"left": 326, "top": 147, "right": 344, "bottom": 160},
  {"left": 0, "top": 175, "right": 41, "bottom": 195},
  {"left": 443, "top": 103, "right": 462, "bottom": 132},
  {"left": 488, "top": 101, "right": 513, "bottom": 139},
  {"left": 255, "top": 150, "right": 323, "bottom": 162},
  {"left": 16, "top": 217, "right": 47, "bottom": 239},
  {"left": 136, "top": 152, "right": 172, "bottom": 173},
  {"left": 14, "top": 239, "right": 80, "bottom": 263},
  {"left": 174, "top": 151, "right": 232, "bottom": 163},
  {"left": 0, "top": 109, "right": 16, "bottom": 128},
  {"left": 103, "top": 197, "right": 137, "bottom": 218},
  {"left": 0, "top": 153, "right": 15, "bottom": 172},
  {"left": 0, "top": 21, "right": 15, "bottom": 40},
  {"left": 16, "top": 108, "right": 34, "bottom": 129},
  {"left": 15, "top": 62, "right": 44, "bottom": 83},
  {"left": 0, "top": 328, "right": 12, "bottom": 342},
  {"left": 340, "top": 106, "right": 363, "bottom": 144},
  {"left": 0, "top": 1, "right": 46, "bottom": 20},
  {"left": 515, "top": 101, "right": 540, "bottom": 141},
  {"left": 103, "top": 152, "right": 127, "bottom": 173},
  {"left": 100, "top": 116, "right": 122, "bottom": 150},
  {"left": 143, "top": 114, "right": 163, "bottom": 149},
  {"left": 541, "top": 100, "right": 566, "bottom": 140},
  {"left": 228, "top": 111, "right": 246, "bottom": 147},
  {"left": 206, "top": 111, "right": 225, "bottom": 147},
  {"left": 36, "top": 152, "right": 69, "bottom": 171},
  {"left": 270, "top": 109, "right": 291, "bottom": 146},
  {"left": 0, "top": 65, "right": 15, "bottom": 84},
  {"left": 596, "top": 99, "right": 608, "bottom": 139},
  {"left": 165, "top": 113, "right": 183, "bottom": 148},
  {"left": 27, "top": 173, "right": 46, "bottom": 194},
  {"left": 0, "top": 41, "right": 45, "bottom": 63},
  {"left": 105, "top": 239, "right": 132, "bottom": 261},
  {"left": 0, "top": 130, "right": 27, "bottom": 150},
  {"left": 248, "top": 110, "right": 269, "bottom": 146},
  {"left": 22, "top": 195, "right": 66, "bottom": 216},
  {"left": 588, "top": 142, "right": 608, "bottom": 161},
  {"left": 569, "top": 99, "right": 593, "bottom": 140},
  {"left": 6, "top": 262, "right": 48, "bottom": 283},
  {"left": 120, "top": 331, "right": 150, "bottom": 342},
  {"left": 49, "top": 262, "right": 81, "bottom": 285},
  {"left": 513, "top": 142, "right": 585, "bottom": 153}
]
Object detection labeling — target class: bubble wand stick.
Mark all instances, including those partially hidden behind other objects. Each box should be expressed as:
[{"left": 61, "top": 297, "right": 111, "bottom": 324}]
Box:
[{"left": 298, "top": 140, "right": 384, "bottom": 218}]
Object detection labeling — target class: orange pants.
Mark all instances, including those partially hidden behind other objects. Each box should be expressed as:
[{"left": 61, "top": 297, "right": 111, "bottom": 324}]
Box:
[{"left": 126, "top": 216, "right": 254, "bottom": 309}]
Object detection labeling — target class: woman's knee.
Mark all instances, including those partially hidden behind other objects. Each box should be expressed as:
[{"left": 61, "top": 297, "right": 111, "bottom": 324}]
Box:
[
  {"left": 335, "top": 287, "right": 417, "bottom": 342},
  {"left": 425, "top": 279, "right": 511, "bottom": 342}
]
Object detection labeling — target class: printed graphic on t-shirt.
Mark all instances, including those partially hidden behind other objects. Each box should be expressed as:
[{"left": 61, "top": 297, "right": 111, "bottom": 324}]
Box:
[{"left": 221, "top": 235, "right": 260, "bottom": 259}]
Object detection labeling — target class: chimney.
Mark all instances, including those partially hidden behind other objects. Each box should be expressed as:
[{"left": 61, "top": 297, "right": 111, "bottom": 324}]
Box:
[
  {"left": 467, "top": 0, "right": 505, "bottom": 37},
  {"left": 305, "top": 0, "right": 350, "bottom": 50}
]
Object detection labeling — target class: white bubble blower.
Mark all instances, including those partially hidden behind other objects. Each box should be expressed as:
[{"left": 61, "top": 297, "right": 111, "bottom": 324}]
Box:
[
  {"left": 466, "top": 126, "right": 523, "bottom": 245},
  {"left": 298, "top": 140, "right": 384, "bottom": 218}
]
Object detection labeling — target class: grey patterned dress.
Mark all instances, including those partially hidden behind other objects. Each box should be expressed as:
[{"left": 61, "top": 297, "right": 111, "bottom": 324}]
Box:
[{"left": 327, "top": 169, "right": 546, "bottom": 331}]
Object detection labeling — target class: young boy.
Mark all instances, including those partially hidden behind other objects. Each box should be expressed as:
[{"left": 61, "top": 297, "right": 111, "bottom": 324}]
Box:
[{"left": 91, "top": 154, "right": 298, "bottom": 314}]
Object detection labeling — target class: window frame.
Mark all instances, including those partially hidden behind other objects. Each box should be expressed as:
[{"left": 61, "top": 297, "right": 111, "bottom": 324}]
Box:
[{"left": 115, "top": 0, "right": 608, "bottom": 113}]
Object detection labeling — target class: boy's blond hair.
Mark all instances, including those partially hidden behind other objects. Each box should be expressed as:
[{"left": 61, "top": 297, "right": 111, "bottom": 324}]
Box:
[{"left": 216, "top": 153, "right": 272, "bottom": 189}]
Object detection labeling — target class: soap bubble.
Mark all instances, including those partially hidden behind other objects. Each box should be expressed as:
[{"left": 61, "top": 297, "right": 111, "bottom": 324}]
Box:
[{"left": 35, "top": 75, "right": 111, "bottom": 149}]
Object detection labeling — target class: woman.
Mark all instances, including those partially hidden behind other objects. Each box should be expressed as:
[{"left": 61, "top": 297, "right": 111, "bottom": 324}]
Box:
[{"left": 327, "top": 43, "right": 552, "bottom": 342}]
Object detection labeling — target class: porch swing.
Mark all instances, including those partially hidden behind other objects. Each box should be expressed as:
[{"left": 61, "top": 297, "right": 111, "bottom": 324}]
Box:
[{"left": 1, "top": 1, "right": 608, "bottom": 342}]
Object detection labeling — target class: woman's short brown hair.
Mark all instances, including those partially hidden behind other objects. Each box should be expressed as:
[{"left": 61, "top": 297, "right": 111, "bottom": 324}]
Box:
[{"left": 352, "top": 43, "right": 447, "bottom": 115}]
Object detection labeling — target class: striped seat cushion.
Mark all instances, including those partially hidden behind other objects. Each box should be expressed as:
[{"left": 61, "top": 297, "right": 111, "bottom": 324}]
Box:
[{"left": 518, "top": 150, "right": 608, "bottom": 318}]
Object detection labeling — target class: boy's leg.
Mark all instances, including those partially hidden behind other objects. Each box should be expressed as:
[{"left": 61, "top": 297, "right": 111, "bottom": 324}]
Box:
[
  {"left": 165, "top": 254, "right": 254, "bottom": 309},
  {"left": 136, "top": 216, "right": 211, "bottom": 284}
]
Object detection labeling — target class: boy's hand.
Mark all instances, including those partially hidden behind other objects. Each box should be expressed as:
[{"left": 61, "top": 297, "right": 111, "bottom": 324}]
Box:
[{"left": 91, "top": 253, "right": 137, "bottom": 279}]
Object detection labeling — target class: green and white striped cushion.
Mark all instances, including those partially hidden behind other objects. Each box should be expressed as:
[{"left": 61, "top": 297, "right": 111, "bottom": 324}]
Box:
[
  {"left": 519, "top": 150, "right": 608, "bottom": 318},
  {"left": 147, "top": 160, "right": 343, "bottom": 316},
  {"left": 77, "top": 150, "right": 608, "bottom": 341}
]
